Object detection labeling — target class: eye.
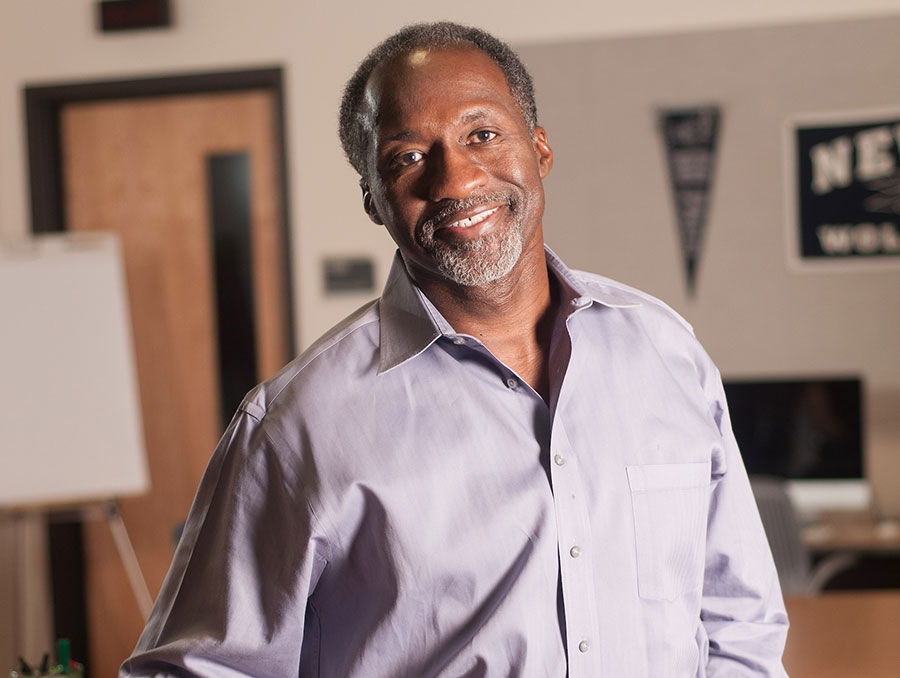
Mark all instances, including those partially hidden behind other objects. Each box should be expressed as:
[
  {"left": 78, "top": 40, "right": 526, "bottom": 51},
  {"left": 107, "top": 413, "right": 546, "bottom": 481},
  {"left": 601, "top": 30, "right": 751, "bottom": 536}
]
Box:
[
  {"left": 468, "top": 129, "right": 498, "bottom": 144},
  {"left": 391, "top": 150, "right": 424, "bottom": 168}
]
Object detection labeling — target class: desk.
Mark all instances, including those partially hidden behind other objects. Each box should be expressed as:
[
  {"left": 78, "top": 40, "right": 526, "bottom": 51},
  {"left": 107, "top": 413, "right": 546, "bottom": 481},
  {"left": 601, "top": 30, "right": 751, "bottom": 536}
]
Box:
[
  {"left": 783, "top": 591, "right": 900, "bottom": 677},
  {"left": 802, "top": 512, "right": 900, "bottom": 554}
]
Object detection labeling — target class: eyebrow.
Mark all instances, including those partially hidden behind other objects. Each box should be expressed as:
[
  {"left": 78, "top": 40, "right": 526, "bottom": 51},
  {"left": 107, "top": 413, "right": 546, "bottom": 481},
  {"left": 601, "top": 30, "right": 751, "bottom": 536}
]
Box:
[
  {"left": 384, "top": 130, "right": 417, "bottom": 143},
  {"left": 458, "top": 108, "right": 491, "bottom": 126}
]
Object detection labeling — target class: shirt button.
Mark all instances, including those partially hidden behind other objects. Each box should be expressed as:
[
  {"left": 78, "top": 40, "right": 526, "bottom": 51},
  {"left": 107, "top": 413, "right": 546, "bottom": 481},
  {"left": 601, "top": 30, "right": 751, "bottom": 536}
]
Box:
[
  {"left": 569, "top": 545, "right": 581, "bottom": 558},
  {"left": 578, "top": 640, "right": 590, "bottom": 653},
  {"left": 554, "top": 454, "right": 566, "bottom": 466},
  {"left": 452, "top": 337, "right": 465, "bottom": 345},
  {"left": 506, "top": 377, "right": 519, "bottom": 390},
  {"left": 571, "top": 295, "right": 590, "bottom": 307}
]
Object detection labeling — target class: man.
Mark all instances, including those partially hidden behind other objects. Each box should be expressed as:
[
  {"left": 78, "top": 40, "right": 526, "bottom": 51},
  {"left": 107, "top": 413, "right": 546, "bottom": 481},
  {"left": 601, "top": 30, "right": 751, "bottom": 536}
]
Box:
[{"left": 122, "top": 22, "right": 788, "bottom": 677}]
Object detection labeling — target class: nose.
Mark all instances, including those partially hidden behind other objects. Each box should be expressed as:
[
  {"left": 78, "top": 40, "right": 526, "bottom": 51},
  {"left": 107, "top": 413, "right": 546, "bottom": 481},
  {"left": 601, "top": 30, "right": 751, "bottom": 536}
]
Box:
[{"left": 426, "top": 144, "right": 488, "bottom": 202}]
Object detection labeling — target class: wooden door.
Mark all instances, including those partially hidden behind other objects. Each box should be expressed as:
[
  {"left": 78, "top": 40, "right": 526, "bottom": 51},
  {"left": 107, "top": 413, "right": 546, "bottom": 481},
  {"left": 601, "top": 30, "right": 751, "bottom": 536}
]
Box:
[{"left": 59, "top": 89, "right": 291, "bottom": 677}]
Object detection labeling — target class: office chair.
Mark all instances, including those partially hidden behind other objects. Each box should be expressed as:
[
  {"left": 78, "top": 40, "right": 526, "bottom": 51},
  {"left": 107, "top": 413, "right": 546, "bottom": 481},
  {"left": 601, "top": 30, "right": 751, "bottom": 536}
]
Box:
[{"left": 749, "top": 475, "right": 857, "bottom": 595}]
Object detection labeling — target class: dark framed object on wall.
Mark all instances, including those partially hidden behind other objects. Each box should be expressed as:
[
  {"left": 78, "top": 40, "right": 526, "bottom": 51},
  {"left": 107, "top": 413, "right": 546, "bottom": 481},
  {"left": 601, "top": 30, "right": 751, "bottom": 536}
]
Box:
[{"left": 787, "top": 107, "right": 900, "bottom": 265}]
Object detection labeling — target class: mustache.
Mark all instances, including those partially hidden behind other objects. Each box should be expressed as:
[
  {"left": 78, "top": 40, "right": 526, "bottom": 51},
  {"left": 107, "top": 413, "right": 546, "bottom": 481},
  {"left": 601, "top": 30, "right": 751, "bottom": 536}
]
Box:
[{"left": 419, "top": 193, "right": 514, "bottom": 235}]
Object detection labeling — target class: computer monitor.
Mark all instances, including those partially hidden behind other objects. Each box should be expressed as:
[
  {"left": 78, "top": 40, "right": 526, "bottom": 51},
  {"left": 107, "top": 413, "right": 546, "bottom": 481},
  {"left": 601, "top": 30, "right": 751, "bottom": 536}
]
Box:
[{"left": 723, "top": 377, "right": 868, "bottom": 519}]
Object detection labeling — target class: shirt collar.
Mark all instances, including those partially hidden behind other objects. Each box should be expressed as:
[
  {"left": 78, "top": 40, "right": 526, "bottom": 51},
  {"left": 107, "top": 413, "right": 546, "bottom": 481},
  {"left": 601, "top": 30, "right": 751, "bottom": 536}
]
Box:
[
  {"left": 377, "top": 246, "right": 642, "bottom": 374},
  {"left": 377, "top": 253, "right": 443, "bottom": 374},
  {"left": 544, "top": 246, "right": 644, "bottom": 310}
]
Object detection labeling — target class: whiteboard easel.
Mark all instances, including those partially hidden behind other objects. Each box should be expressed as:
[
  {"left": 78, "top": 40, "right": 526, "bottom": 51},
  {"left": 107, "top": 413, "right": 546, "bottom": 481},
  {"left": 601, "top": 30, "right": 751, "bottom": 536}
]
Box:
[{"left": 0, "top": 232, "right": 153, "bottom": 648}]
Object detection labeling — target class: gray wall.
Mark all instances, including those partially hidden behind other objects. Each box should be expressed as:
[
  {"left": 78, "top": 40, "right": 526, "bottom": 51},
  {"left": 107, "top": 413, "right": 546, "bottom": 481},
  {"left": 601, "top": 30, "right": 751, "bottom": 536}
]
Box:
[{"left": 519, "top": 16, "right": 900, "bottom": 507}]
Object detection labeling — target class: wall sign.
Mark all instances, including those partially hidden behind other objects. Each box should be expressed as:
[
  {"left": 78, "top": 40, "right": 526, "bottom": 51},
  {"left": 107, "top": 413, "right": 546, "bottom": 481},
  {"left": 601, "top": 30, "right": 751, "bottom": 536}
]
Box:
[
  {"left": 791, "top": 110, "right": 900, "bottom": 262},
  {"left": 659, "top": 106, "right": 721, "bottom": 296},
  {"left": 324, "top": 257, "right": 375, "bottom": 293},
  {"left": 98, "top": 0, "right": 172, "bottom": 32}
]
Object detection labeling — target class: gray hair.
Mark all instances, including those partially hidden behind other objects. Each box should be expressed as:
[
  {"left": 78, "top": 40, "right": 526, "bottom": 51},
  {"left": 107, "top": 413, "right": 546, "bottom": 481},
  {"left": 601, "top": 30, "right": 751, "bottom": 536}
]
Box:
[{"left": 338, "top": 22, "right": 538, "bottom": 180}]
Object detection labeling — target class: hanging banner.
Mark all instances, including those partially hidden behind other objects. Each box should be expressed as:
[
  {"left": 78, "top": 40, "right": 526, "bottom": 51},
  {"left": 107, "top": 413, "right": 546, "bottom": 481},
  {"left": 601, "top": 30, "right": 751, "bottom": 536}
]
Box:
[
  {"left": 791, "top": 109, "right": 900, "bottom": 262},
  {"left": 659, "top": 106, "right": 721, "bottom": 296}
]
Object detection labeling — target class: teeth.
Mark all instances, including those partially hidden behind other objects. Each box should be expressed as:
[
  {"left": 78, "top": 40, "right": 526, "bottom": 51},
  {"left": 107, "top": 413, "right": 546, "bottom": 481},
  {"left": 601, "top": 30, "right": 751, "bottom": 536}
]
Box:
[{"left": 447, "top": 206, "right": 500, "bottom": 229}]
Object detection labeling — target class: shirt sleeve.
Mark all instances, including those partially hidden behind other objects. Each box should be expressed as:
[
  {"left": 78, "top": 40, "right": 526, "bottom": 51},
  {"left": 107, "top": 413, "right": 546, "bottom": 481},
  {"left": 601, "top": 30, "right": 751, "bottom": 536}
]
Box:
[
  {"left": 119, "top": 408, "right": 329, "bottom": 677},
  {"left": 701, "top": 368, "right": 790, "bottom": 677}
]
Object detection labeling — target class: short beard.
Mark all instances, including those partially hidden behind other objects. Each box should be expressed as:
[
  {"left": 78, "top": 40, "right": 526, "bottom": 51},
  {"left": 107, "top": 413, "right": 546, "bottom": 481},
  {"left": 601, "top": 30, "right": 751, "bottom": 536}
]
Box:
[{"left": 416, "top": 194, "right": 523, "bottom": 287}]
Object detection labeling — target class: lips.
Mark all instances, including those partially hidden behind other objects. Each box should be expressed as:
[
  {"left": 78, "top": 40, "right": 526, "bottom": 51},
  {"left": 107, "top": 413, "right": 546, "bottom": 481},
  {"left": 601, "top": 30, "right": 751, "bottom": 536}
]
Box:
[
  {"left": 417, "top": 193, "right": 515, "bottom": 246},
  {"left": 429, "top": 204, "right": 507, "bottom": 245},
  {"left": 442, "top": 206, "right": 501, "bottom": 230}
]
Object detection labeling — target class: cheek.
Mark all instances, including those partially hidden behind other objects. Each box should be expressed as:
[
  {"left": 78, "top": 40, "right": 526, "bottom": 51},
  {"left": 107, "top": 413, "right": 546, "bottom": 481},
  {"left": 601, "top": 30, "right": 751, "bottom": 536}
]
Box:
[
  {"left": 382, "top": 196, "right": 420, "bottom": 231},
  {"left": 506, "top": 158, "right": 544, "bottom": 203},
  {"left": 503, "top": 145, "right": 544, "bottom": 185},
  {"left": 371, "top": 182, "right": 403, "bottom": 222},
  {"left": 376, "top": 189, "right": 422, "bottom": 241}
]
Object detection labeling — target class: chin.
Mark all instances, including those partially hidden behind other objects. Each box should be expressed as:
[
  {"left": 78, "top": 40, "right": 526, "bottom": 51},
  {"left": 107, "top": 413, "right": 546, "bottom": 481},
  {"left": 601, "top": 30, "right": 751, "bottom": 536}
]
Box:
[{"left": 432, "top": 231, "right": 523, "bottom": 287}]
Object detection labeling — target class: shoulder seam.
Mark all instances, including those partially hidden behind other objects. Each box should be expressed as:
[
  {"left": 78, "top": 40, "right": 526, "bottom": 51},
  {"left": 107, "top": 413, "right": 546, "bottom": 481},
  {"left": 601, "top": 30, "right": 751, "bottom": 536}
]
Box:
[{"left": 252, "top": 306, "right": 381, "bottom": 417}]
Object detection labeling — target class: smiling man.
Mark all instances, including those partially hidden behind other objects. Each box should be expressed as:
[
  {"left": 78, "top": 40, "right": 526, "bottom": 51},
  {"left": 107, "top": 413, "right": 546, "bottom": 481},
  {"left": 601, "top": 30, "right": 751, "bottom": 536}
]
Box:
[
  {"left": 122, "top": 22, "right": 788, "bottom": 678},
  {"left": 353, "top": 40, "right": 555, "bottom": 401}
]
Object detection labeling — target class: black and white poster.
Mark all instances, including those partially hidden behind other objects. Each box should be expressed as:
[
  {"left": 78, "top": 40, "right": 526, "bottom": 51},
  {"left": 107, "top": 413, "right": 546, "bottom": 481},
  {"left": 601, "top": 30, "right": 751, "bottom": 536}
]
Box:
[
  {"left": 792, "top": 111, "right": 900, "bottom": 262},
  {"left": 659, "top": 107, "right": 720, "bottom": 296}
]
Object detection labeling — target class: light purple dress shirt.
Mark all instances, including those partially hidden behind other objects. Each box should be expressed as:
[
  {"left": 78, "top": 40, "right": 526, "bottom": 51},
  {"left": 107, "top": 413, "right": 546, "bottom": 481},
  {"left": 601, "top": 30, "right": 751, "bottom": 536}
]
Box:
[{"left": 121, "top": 247, "right": 789, "bottom": 677}]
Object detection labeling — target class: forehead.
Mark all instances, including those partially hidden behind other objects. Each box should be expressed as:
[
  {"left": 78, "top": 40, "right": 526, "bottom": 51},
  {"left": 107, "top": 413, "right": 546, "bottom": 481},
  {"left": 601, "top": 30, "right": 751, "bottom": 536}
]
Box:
[{"left": 364, "top": 46, "right": 520, "bottom": 134}]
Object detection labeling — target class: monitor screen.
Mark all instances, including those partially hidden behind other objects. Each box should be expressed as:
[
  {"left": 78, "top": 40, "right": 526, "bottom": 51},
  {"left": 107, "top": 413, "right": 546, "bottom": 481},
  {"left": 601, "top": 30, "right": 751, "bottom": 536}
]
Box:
[{"left": 723, "top": 377, "right": 864, "bottom": 480}]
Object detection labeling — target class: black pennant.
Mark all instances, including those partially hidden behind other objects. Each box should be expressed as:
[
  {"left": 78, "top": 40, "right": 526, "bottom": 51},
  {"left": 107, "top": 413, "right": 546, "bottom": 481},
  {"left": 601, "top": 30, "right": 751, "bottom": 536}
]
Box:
[{"left": 659, "top": 107, "right": 721, "bottom": 296}]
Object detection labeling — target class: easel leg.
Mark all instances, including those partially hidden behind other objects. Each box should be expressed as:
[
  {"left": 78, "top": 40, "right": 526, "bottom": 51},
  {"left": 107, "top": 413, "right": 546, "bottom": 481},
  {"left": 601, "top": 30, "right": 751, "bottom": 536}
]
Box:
[
  {"left": 7, "top": 512, "right": 53, "bottom": 665},
  {"left": 103, "top": 502, "right": 153, "bottom": 622}
]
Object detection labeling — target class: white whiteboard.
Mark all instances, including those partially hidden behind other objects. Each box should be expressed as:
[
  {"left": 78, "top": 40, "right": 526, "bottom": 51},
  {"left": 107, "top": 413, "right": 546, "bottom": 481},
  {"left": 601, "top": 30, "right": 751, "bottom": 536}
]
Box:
[{"left": 0, "top": 232, "right": 149, "bottom": 509}]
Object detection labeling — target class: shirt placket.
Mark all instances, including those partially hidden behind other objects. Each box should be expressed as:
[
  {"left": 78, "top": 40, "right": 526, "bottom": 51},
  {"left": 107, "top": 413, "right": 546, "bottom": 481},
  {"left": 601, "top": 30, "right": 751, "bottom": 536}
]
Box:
[
  {"left": 549, "top": 302, "right": 603, "bottom": 676},
  {"left": 548, "top": 417, "right": 602, "bottom": 676}
]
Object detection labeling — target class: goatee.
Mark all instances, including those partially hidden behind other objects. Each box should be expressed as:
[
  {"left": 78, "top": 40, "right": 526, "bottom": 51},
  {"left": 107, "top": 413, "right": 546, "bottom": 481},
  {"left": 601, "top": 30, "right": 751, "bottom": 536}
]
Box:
[{"left": 417, "top": 194, "right": 523, "bottom": 287}]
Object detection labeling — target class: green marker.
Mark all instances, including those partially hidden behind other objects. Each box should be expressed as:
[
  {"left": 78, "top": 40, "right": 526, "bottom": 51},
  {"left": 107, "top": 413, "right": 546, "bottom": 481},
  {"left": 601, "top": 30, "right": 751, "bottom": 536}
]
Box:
[{"left": 56, "top": 639, "right": 70, "bottom": 675}]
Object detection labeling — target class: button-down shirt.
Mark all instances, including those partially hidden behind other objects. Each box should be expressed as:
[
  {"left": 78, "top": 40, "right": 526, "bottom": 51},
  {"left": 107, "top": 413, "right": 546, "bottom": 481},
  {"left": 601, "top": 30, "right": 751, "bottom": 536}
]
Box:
[{"left": 121, "top": 247, "right": 788, "bottom": 677}]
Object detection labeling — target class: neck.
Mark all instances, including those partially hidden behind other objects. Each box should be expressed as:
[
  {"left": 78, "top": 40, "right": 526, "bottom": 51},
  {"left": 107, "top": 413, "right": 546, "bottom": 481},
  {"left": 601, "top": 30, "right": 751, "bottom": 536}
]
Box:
[{"left": 413, "top": 240, "right": 557, "bottom": 400}]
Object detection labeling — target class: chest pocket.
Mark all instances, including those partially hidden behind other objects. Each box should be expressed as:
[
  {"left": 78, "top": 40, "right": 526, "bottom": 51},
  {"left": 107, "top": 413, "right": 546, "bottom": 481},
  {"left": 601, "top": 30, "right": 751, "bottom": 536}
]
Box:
[{"left": 626, "top": 462, "right": 710, "bottom": 601}]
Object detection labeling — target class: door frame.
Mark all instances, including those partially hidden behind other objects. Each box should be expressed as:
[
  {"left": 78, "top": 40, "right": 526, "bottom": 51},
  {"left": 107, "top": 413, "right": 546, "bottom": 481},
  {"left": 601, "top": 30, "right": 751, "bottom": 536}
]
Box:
[{"left": 25, "top": 65, "right": 296, "bottom": 408}]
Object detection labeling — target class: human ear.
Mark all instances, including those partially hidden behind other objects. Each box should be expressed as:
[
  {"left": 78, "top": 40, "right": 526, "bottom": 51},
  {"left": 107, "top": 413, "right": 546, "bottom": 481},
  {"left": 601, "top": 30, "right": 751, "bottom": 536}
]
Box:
[
  {"left": 360, "top": 182, "right": 383, "bottom": 225},
  {"left": 532, "top": 126, "right": 553, "bottom": 179}
]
